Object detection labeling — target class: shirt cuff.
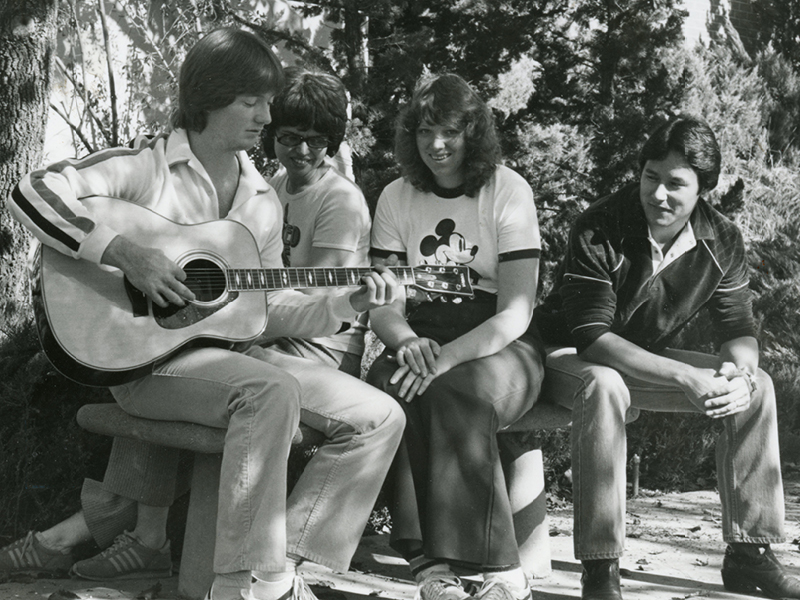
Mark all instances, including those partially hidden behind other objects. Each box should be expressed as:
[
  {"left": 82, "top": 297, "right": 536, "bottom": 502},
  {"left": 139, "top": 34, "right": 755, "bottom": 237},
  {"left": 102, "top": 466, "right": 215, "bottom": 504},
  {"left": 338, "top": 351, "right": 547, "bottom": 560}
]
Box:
[
  {"left": 76, "top": 224, "right": 119, "bottom": 264},
  {"left": 330, "top": 290, "right": 359, "bottom": 322}
]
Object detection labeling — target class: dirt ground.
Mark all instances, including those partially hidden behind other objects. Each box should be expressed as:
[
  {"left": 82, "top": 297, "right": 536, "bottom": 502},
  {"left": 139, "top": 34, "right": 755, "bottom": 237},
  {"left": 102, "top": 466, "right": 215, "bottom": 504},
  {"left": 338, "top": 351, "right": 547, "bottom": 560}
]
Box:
[{"left": 3, "top": 476, "right": 800, "bottom": 600}]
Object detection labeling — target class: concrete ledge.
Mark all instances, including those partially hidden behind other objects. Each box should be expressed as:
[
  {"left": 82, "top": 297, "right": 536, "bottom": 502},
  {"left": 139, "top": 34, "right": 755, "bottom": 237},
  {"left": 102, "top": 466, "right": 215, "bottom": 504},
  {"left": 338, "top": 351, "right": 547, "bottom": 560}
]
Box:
[
  {"left": 503, "top": 402, "right": 572, "bottom": 433},
  {"left": 76, "top": 402, "right": 326, "bottom": 452}
]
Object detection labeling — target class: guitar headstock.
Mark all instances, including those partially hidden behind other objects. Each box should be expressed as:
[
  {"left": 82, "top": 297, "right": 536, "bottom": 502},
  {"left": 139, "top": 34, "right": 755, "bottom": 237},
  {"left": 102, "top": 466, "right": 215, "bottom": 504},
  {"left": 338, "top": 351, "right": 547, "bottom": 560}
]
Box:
[{"left": 410, "top": 265, "right": 474, "bottom": 297}]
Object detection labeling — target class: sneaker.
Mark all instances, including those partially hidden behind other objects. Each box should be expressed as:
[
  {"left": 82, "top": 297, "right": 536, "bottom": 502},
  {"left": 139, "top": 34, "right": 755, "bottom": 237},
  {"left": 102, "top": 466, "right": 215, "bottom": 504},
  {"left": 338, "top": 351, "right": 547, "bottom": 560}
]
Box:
[
  {"left": 475, "top": 578, "right": 532, "bottom": 600},
  {"left": 415, "top": 573, "right": 472, "bottom": 600},
  {"left": 721, "top": 544, "right": 800, "bottom": 599},
  {"left": 69, "top": 531, "right": 171, "bottom": 580},
  {"left": 244, "top": 574, "right": 319, "bottom": 600},
  {"left": 0, "top": 531, "right": 74, "bottom": 577}
]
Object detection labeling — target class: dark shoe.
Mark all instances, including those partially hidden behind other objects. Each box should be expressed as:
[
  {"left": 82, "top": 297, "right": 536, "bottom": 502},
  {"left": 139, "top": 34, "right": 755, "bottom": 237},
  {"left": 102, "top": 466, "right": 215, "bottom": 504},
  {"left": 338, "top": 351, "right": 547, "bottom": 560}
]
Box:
[
  {"left": 722, "top": 544, "right": 800, "bottom": 599},
  {"left": 69, "top": 531, "right": 171, "bottom": 580},
  {"left": 0, "top": 531, "right": 74, "bottom": 577},
  {"left": 581, "top": 559, "right": 622, "bottom": 600}
]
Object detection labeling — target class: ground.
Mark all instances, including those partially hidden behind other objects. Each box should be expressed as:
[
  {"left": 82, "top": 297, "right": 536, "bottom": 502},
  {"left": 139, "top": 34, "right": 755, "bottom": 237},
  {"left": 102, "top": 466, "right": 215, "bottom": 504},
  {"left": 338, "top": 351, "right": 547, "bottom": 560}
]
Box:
[{"left": 2, "top": 477, "right": 800, "bottom": 600}]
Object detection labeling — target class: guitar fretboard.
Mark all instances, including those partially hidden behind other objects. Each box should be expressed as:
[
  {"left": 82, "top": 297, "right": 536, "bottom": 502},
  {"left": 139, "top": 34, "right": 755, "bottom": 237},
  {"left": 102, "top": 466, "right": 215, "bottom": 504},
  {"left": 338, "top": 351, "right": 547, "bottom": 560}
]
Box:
[{"left": 226, "top": 266, "right": 417, "bottom": 291}]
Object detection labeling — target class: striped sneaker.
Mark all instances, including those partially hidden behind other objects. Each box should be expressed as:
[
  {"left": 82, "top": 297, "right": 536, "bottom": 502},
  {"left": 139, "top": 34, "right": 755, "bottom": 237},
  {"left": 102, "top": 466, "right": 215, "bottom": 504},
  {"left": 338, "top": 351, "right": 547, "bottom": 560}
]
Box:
[
  {"left": 475, "top": 578, "right": 532, "bottom": 600},
  {"left": 416, "top": 573, "right": 473, "bottom": 600},
  {"left": 69, "top": 531, "right": 171, "bottom": 580},
  {"left": 0, "top": 531, "right": 74, "bottom": 577}
]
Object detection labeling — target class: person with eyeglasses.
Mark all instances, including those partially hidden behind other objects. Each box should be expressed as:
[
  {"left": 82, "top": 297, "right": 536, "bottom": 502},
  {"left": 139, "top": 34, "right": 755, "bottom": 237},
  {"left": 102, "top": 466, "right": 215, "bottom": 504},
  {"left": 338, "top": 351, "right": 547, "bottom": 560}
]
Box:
[
  {"left": 260, "top": 67, "right": 372, "bottom": 378},
  {"left": 4, "top": 32, "right": 404, "bottom": 600}
]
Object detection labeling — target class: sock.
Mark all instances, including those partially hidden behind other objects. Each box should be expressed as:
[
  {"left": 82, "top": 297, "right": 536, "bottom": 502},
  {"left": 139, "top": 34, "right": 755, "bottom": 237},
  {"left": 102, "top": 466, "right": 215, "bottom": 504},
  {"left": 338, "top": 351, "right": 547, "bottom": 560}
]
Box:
[
  {"left": 414, "top": 561, "right": 454, "bottom": 583},
  {"left": 483, "top": 566, "right": 528, "bottom": 597},
  {"left": 250, "top": 571, "right": 294, "bottom": 600},
  {"left": 730, "top": 543, "right": 768, "bottom": 557},
  {"left": 34, "top": 532, "right": 72, "bottom": 555},
  {"left": 583, "top": 558, "right": 619, "bottom": 567},
  {"left": 127, "top": 530, "right": 166, "bottom": 551},
  {"left": 210, "top": 571, "right": 251, "bottom": 600}
]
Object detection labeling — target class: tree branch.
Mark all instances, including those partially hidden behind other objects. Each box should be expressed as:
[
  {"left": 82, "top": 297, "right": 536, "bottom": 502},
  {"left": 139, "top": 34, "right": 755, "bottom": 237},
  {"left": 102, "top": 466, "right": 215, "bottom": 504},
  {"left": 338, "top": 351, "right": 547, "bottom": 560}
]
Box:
[
  {"left": 50, "top": 103, "right": 96, "bottom": 155},
  {"left": 230, "top": 12, "right": 334, "bottom": 73},
  {"left": 97, "top": 0, "right": 119, "bottom": 147},
  {"left": 54, "top": 57, "right": 112, "bottom": 147}
]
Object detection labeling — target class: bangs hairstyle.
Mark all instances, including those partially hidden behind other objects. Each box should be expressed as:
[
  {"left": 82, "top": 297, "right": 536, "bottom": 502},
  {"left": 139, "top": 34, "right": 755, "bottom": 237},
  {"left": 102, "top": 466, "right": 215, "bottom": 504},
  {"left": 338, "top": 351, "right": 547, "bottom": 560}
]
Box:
[
  {"left": 395, "top": 73, "right": 500, "bottom": 197},
  {"left": 262, "top": 67, "right": 349, "bottom": 158},
  {"left": 639, "top": 114, "right": 721, "bottom": 193},
  {"left": 172, "top": 28, "right": 284, "bottom": 132}
]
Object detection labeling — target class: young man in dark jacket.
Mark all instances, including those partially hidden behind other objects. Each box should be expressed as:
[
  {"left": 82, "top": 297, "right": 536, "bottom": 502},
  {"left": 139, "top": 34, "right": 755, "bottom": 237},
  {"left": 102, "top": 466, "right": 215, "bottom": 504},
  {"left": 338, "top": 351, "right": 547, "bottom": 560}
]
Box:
[{"left": 534, "top": 115, "right": 800, "bottom": 600}]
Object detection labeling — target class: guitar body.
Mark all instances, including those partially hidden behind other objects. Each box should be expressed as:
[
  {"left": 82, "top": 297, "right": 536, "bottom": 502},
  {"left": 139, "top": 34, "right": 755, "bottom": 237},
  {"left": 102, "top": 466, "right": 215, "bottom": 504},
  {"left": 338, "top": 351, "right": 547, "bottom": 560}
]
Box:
[{"left": 34, "top": 197, "right": 268, "bottom": 387}]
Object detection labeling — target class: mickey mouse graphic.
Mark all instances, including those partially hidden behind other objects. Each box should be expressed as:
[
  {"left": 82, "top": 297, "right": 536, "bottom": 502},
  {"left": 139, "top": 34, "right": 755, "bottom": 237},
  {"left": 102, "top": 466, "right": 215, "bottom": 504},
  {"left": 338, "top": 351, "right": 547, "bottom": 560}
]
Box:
[
  {"left": 420, "top": 218, "right": 478, "bottom": 266},
  {"left": 414, "top": 218, "right": 479, "bottom": 303}
]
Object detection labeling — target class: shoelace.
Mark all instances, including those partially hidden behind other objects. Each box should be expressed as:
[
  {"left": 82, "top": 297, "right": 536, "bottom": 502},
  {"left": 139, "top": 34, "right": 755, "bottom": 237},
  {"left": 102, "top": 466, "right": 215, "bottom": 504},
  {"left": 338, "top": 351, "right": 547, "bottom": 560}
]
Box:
[
  {"left": 18, "top": 532, "right": 36, "bottom": 557},
  {"left": 415, "top": 574, "right": 466, "bottom": 600},
  {"left": 476, "top": 579, "right": 528, "bottom": 600},
  {"left": 96, "top": 532, "right": 137, "bottom": 558},
  {"left": 290, "top": 576, "right": 319, "bottom": 600}
]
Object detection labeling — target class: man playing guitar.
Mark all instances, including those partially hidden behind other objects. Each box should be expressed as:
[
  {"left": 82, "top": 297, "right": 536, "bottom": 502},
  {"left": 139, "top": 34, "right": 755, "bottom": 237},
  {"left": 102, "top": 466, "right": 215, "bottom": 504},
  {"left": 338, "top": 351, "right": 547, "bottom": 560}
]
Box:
[{"left": 7, "top": 27, "right": 404, "bottom": 600}]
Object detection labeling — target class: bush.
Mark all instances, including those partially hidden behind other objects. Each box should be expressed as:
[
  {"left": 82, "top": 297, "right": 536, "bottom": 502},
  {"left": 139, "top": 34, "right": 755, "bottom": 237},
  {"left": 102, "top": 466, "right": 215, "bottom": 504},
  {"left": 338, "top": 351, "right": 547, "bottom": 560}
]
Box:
[{"left": 0, "top": 318, "right": 112, "bottom": 545}]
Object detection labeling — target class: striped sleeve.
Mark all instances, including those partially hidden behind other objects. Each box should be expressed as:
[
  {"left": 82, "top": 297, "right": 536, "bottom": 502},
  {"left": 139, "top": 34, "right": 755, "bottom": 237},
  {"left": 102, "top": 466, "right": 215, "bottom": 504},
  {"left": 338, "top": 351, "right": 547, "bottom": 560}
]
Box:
[{"left": 8, "top": 137, "right": 165, "bottom": 264}]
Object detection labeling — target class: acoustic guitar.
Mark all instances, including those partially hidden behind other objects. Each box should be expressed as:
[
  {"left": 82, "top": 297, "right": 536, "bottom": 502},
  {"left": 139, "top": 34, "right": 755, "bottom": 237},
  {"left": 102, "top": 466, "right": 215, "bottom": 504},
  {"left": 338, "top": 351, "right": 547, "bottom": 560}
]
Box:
[{"left": 31, "top": 196, "right": 473, "bottom": 387}]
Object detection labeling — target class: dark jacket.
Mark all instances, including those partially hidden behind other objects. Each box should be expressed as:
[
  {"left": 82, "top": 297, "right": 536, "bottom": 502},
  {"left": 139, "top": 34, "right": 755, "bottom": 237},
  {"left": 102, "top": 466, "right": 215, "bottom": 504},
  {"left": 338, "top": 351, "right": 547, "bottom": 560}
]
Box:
[{"left": 534, "top": 183, "right": 756, "bottom": 353}]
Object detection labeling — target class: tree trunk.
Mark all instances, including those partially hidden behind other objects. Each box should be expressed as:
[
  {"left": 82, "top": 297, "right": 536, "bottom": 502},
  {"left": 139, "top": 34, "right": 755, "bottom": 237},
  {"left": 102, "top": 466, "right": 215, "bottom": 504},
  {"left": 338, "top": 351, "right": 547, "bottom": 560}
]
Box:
[
  {"left": 0, "top": 0, "right": 59, "bottom": 333},
  {"left": 342, "top": 0, "right": 365, "bottom": 98}
]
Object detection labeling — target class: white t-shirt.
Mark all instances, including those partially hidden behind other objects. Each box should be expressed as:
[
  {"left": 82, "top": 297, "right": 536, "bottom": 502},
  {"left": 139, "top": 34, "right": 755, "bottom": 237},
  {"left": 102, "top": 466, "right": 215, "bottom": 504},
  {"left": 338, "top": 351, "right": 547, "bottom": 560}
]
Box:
[
  {"left": 269, "top": 164, "right": 371, "bottom": 355},
  {"left": 371, "top": 165, "right": 540, "bottom": 295}
]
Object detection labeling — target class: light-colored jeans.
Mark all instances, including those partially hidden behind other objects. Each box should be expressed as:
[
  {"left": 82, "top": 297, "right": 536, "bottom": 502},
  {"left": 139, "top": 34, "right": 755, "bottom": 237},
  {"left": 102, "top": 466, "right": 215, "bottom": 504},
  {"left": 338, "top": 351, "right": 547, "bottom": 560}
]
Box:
[
  {"left": 541, "top": 346, "right": 785, "bottom": 561},
  {"left": 111, "top": 344, "right": 404, "bottom": 574},
  {"left": 83, "top": 341, "right": 361, "bottom": 549}
]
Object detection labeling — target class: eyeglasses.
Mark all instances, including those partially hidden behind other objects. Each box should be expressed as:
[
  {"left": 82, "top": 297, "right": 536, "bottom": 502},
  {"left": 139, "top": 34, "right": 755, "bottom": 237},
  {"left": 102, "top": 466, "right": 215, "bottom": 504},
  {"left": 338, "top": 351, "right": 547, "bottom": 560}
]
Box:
[{"left": 275, "top": 133, "right": 329, "bottom": 149}]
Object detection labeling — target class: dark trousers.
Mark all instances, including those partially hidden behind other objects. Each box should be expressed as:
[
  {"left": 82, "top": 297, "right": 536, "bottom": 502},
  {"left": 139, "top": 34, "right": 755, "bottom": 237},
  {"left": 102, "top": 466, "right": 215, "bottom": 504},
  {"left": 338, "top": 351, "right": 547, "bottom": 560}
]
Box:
[{"left": 367, "top": 295, "right": 544, "bottom": 568}]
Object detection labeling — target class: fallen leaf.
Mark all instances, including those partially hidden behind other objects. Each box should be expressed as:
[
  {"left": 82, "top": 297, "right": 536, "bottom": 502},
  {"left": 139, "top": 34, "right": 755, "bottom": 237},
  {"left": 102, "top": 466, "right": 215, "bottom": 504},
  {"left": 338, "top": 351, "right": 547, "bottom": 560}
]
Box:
[{"left": 136, "top": 581, "right": 161, "bottom": 600}]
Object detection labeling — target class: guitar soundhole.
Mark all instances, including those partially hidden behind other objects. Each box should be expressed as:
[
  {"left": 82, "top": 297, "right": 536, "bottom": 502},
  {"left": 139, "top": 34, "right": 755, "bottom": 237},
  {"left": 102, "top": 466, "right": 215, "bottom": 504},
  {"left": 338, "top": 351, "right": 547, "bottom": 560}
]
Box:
[{"left": 184, "top": 259, "right": 227, "bottom": 302}]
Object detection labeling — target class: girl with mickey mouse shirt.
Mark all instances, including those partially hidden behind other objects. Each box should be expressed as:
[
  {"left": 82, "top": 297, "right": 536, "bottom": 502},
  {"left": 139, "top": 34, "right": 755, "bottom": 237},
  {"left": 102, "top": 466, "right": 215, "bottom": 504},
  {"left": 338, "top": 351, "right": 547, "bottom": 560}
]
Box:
[{"left": 367, "top": 73, "right": 544, "bottom": 600}]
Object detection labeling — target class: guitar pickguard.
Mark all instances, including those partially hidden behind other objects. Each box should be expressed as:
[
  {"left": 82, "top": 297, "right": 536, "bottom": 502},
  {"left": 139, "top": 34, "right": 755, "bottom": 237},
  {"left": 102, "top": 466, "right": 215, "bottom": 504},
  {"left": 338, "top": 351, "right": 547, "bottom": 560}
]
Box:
[{"left": 153, "top": 292, "right": 239, "bottom": 329}]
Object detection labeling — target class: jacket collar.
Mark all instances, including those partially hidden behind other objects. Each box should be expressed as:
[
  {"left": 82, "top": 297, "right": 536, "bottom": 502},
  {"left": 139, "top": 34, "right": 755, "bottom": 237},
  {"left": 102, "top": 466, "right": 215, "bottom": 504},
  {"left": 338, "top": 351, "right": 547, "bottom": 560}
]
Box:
[{"left": 166, "top": 128, "right": 271, "bottom": 200}]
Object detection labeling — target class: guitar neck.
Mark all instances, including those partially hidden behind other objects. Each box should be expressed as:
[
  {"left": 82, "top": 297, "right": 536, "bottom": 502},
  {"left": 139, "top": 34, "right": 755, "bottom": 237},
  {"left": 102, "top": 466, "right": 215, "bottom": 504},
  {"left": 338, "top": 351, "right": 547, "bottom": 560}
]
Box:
[{"left": 226, "top": 266, "right": 416, "bottom": 291}]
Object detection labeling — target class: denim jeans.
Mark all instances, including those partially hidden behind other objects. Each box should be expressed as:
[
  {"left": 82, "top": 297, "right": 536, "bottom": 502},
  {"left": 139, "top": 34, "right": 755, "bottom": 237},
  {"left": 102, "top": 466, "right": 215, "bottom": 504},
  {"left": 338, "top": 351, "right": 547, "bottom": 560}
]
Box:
[
  {"left": 112, "top": 344, "right": 404, "bottom": 574},
  {"left": 83, "top": 341, "right": 361, "bottom": 549},
  {"left": 541, "top": 346, "right": 785, "bottom": 560}
]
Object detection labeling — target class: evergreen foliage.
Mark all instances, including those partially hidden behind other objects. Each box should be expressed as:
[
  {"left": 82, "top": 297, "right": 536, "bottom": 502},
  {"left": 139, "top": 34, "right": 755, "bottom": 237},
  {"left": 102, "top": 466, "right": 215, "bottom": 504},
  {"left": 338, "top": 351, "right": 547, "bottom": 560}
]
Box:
[{"left": 4, "top": 0, "right": 800, "bottom": 541}]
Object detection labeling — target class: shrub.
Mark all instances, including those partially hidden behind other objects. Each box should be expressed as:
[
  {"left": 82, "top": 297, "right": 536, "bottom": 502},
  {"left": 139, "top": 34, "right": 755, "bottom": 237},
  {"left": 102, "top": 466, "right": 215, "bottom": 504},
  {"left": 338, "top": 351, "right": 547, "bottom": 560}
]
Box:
[{"left": 0, "top": 318, "right": 112, "bottom": 545}]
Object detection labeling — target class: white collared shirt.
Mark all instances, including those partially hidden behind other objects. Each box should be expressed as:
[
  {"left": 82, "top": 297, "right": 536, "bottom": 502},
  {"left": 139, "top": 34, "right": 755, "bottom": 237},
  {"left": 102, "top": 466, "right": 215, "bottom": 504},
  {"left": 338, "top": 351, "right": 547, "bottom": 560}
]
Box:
[{"left": 647, "top": 221, "right": 697, "bottom": 276}]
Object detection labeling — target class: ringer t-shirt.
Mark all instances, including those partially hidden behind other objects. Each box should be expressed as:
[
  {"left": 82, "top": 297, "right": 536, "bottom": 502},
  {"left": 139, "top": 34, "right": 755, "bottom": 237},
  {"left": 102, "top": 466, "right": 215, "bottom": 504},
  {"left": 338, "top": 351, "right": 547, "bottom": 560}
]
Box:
[{"left": 371, "top": 165, "right": 540, "bottom": 295}]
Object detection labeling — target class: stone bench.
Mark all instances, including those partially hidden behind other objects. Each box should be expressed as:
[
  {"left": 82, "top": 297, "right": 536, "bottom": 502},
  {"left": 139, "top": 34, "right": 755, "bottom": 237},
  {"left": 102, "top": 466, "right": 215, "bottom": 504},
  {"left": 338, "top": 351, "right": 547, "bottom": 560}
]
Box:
[{"left": 77, "top": 400, "right": 575, "bottom": 600}]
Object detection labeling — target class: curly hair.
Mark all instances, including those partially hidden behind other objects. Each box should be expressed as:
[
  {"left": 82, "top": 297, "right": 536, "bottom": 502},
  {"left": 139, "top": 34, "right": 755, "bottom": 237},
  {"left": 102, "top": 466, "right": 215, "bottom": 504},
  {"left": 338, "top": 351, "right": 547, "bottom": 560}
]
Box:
[
  {"left": 639, "top": 114, "right": 721, "bottom": 193},
  {"left": 395, "top": 73, "right": 500, "bottom": 197},
  {"left": 262, "top": 67, "right": 349, "bottom": 159},
  {"left": 171, "top": 28, "right": 284, "bottom": 133}
]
